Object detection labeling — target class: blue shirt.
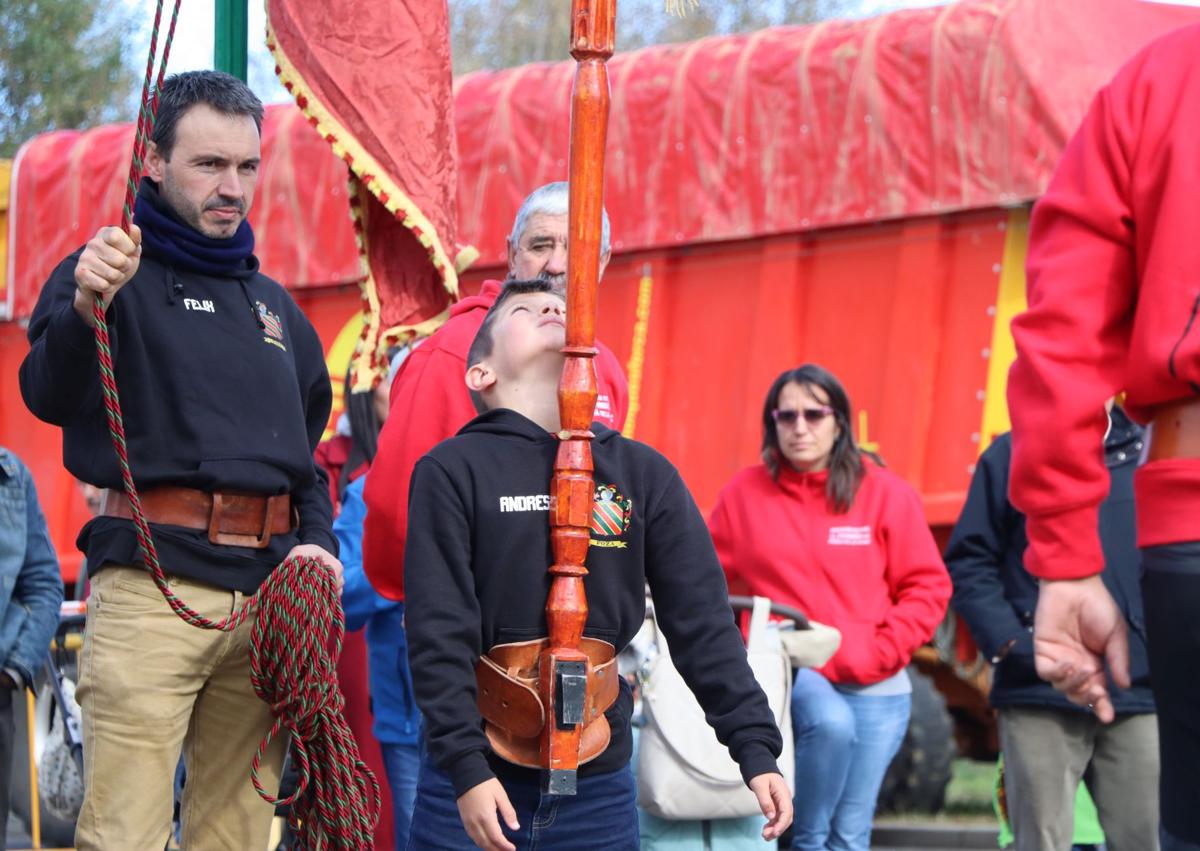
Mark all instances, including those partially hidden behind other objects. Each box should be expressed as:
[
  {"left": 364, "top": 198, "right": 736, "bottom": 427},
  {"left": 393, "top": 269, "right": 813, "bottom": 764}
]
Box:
[{"left": 336, "top": 478, "right": 420, "bottom": 745}]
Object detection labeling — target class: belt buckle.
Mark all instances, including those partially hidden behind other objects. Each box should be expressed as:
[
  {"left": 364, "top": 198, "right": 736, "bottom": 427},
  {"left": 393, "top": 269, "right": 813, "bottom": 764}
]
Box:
[{"left": 208, "top": 493, "right": 273, "bottom": 549}]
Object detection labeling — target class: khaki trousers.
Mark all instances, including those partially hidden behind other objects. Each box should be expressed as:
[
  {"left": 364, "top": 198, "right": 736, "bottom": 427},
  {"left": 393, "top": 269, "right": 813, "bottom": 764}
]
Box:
[
  {"left": 999, "top": 706, "right": 1160, "bottom": 851},
  {"left": 75, "top": 566, "right": 287, "bottom": 851}
]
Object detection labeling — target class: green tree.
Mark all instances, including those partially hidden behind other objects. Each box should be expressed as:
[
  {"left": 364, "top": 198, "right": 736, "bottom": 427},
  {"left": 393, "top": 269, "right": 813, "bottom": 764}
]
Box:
[
  {"left": 0, "top": 0, "right": 133, "bottom": 157},
  {"left": 449, "top": 0, "right": 855, "bottom": 76}
]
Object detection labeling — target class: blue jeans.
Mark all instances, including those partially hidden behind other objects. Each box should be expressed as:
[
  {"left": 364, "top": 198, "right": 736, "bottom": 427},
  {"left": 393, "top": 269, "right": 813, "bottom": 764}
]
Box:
[
  {"left": 406, "top": 755, "right": 639, "bottom": 850},
  {"left": 383, "top": 742, "right": 420, "bottom": 851},
  {"left": 1163, "top": 826, "right": 1200, "bottom": 851},
  {"left": 789, "top": 668, "right": 911, "bottom": 851}
]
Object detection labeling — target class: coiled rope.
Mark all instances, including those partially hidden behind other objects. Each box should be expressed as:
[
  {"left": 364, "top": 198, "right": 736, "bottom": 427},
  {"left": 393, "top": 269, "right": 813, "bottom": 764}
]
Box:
[{"left": 91, "top": 1, "right": 379, "bottom": 845}]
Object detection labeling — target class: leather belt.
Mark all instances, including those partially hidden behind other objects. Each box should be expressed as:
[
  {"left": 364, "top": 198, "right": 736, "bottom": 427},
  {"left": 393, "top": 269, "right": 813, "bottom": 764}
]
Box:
[
  {"left": 100, "top": 487, "right": 295, "bottom": 549},
  {"left": 475, "top": 637, "right": 619, "bottom": 769},
  {"left": 1147, "top": 397, "right": 1200, "bottom": 463}
]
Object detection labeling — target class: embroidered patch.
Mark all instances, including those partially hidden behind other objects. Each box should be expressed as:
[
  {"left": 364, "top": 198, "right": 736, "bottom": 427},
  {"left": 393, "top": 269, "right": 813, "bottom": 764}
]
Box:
[
  {"left": 828, "top": 525, "right": 872, "bottom": 546},
  {"left": 590, "top": 483, "right": 632, "bottom": 538},
  {"left": 256, "top": 301, "right": 285, "bottom": 341}
]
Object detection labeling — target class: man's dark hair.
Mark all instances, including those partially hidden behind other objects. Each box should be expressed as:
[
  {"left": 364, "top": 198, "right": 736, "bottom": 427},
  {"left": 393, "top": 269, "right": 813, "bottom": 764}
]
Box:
[
  {"left": 150, "top": 70, "right": 264, "bottom": 160},
  {"left": 466, "top": 278, "right": 558, "bottom": 412}
]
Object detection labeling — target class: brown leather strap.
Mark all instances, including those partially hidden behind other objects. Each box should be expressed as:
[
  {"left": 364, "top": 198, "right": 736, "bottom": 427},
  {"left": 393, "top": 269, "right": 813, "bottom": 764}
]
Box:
[
  {"left": 101, "top": 487, "right": 294, "bottom": 549},
  {"left": 474, "top": 637, "right": 620, "bottom": 769},
  {"left": 1148, "top": 398, "right": 1200, "bottom": 462}
]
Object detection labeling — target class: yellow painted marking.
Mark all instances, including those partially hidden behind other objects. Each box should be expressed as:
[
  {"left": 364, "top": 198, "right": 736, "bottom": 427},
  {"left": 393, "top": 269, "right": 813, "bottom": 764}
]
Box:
[
  {"left": 979, "top": 208, "right": 1030, "bottom": 453},
  {"left": 857, "top": 409, "right": 880, "bottom": 454},
  {"left": 320, "top": 313, "right": 366, "bottom": 441},
  {"left": 622, "top": 266, "right": 654, "bottom": 439}
]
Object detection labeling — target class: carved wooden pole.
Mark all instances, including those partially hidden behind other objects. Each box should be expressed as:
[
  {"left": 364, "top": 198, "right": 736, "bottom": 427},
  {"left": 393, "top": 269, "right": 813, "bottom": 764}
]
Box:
[{"left": 540, "top": 0, "right": 616, "bottom": 796}]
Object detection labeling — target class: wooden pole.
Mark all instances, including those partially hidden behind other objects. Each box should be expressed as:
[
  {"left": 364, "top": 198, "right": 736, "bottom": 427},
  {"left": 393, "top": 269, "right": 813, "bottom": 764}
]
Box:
[{"left": 539, "top": 0, "right": 616, "bottom": 796}]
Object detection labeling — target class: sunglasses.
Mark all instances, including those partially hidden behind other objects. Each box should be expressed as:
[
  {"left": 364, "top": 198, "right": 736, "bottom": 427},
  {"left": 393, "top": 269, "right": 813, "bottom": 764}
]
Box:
[{"left": 772, "top": 406, "right": 834, "bottom": 427}]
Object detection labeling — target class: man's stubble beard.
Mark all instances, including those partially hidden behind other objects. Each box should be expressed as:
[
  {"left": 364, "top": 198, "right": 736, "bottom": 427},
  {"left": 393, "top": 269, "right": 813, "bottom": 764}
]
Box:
[{"left": 160, "top": 169, "right": 245, "bottom": 239}]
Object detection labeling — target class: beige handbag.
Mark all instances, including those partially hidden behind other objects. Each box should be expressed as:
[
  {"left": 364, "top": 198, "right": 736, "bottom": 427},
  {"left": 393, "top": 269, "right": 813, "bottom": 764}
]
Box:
[
  {"left": 778, "top": 618, "right": 842, "bottom": 670},
  {"left": 637, "top": 596, "right": 794, "bottom": 820}
]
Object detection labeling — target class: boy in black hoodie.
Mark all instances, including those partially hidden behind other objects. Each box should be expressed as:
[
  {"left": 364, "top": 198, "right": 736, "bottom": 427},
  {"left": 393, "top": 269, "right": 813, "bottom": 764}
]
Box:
[{"left": 403, "top": 280, "right": 791, "bottom": 851}]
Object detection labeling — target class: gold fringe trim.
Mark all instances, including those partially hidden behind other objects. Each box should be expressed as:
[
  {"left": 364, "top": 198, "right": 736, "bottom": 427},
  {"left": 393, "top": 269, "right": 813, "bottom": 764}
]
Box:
[
  {"left": 346, "top": 179, "right": 450, "bottom": 392},
  {"left": 267, "top": 16, "right": 459, "bottom": 299},
  {"left": 266, "top": 12, "right": 463, "bottom": 389},
  {"left": 455, "top": 245, "right": 480, "bottom": 275},
  {"left": 665, "top": 0, "right": 698, "bottom": 17}
]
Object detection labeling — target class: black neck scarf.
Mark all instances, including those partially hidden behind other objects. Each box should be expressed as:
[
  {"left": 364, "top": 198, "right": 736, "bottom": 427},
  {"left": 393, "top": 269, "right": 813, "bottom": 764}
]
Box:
[{"left": 132, "top": 177, "right": 258, "bottom": 279}]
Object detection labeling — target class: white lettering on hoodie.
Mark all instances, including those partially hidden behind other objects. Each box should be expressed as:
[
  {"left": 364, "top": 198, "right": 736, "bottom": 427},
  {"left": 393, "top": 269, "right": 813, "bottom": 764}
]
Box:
[{"left": 499, "top": 494, "right": 551, "bottom": 513}]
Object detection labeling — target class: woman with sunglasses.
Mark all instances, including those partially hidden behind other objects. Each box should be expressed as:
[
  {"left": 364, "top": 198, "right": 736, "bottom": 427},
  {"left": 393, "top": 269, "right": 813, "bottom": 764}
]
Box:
[{"left": 708, "top": 363, "right": 951, "bottom": 851}]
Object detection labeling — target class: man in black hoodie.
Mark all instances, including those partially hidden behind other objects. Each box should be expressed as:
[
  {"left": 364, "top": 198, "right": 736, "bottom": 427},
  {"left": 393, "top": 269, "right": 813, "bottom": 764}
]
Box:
[
  {"left": 19, "top": 71, "right": 339, "bottom": 850},
  {"left": 945, "top": 405, "right": 1158, "bottom": 851},
  {"left": 403, "top": 280, "right": 792, "bottom": 851}
]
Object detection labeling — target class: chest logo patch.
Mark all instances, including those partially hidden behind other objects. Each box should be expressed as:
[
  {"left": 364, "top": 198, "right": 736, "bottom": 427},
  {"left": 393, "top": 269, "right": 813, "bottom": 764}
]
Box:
[
  {"left": 590, "top": 483, "right": 632, "bottom": 543},
  {"left": 828, "top": 525, "right": 872, "bottom": 546},
  {"left": 255, "top": 301, "right": 287, "bottom": 351}
]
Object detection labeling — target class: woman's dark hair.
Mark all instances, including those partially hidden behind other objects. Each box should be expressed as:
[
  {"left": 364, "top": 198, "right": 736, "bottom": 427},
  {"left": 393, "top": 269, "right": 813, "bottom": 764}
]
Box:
[
  {"left": 760, "top": 363, "right": 865, "bottom": 513},
  {"left": 339, "top": 370, "right": 383, "bottom": 498}
]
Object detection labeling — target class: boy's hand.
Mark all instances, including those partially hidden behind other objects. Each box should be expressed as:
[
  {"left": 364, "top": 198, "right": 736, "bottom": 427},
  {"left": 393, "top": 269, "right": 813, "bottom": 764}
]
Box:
[
  {"left": 457, "top": 777, "right": 519, "bottom": 851},
  {"left": 748, "top": 772, "right": 793, "bottom": 841}
]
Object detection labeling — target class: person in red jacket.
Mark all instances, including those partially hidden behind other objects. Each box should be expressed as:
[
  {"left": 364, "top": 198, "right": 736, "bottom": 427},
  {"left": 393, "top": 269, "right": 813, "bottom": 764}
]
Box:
[
  {"left": 709, "top": 363, "right": 950, "bottom": 851},
  {"left": 362, "top": 182, "right": 629, "bottom": 600},
  {"left": 1006, "top": 23, "right": 1200, "bottom": 849}
]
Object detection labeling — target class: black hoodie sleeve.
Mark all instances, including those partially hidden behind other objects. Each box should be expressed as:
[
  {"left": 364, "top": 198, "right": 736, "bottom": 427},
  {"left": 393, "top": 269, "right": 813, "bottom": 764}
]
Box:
[
  {"left": 285, "top": 299, "right": 336, "bottom": 553},
  {"left": 19, "top": 251, "right": 113, "bottom": 426},
  {"left": 644, "top": 462, "right": 783, "bottom": 786},
  {"left": 403, "top": 455, "right": 493, "bottom": 796},
  {"left": 944, "top": 436, "right": 1030, "bottom": 661}
]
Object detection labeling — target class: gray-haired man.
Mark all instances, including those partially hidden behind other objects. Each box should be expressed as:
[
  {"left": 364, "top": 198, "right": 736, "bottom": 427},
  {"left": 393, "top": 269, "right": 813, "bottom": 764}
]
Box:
[{"left": 361, "top": 181, "right": 628, "bottom": 601}]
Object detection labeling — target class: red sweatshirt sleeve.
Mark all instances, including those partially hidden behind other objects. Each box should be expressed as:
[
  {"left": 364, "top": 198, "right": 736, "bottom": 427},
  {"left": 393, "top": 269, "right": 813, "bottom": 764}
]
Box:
[
  {"left": 874, "top": 478, "right": 952, "bottom": 674},
  {"left": 362, "top": 345, "right": 478, "bottom": 600},
  {"left": 1007, "top": 80, "right": 1139, "bottom": 580}
]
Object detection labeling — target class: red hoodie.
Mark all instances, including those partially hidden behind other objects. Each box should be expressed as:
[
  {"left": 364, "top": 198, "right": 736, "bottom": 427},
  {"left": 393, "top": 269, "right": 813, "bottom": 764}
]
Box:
[
  {"left": 708, "top": 461, "right": 950, "bottom": 686},
  {"left": 362, "top": 279, "right": 629, "bottom": 599},
  {"left": 1008, "top": 25, "right": 1200, "bottom": 580}
]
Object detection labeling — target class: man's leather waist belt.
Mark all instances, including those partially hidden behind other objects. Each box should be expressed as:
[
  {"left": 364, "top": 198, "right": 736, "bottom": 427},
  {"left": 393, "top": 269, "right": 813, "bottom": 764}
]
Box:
[
  {"left": 475, "top": 637, "right": 619, "bottom": 769},
  {"left": 1148, "top": 398, "right": 1200, "bottom": 463},
  {"left": 100, "top": 487, "right": 295, "bottom": 549}
]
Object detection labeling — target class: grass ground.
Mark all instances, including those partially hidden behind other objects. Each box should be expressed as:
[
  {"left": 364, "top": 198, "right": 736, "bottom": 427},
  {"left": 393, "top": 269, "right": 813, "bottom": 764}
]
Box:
[{"left": 944, "top": 758, "right": 997, "bottom": 817}]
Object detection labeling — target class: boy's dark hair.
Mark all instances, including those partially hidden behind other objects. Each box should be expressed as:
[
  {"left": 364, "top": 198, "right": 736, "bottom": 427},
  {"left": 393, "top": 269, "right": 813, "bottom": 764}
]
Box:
[
  {"left": 760, "top": 363, "right": 867, "bottom": 514},
  {"left": 466, "top": 278, "right": 559, "bottom": 413},
  {"left": 151, "top": 71, "right": 264, "bottom": 160}
]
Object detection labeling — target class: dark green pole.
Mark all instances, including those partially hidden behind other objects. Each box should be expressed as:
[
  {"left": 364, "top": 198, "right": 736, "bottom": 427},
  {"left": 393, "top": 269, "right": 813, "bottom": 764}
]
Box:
[{"left": 214, "top": 0, "right": 249, "bottom": 81}]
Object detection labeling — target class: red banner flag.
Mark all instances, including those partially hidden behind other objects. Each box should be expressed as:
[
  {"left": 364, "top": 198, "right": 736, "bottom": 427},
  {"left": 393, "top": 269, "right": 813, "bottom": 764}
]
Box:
[{"left": 266, "top": 0, "right": 467, "bottom": 389}]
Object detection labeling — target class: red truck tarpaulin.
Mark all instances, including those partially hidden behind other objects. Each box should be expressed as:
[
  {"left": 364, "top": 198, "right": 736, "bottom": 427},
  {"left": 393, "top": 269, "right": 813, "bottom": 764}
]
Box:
[{"left": 8, "top": 0, "right": 1197, "bottom": 322}]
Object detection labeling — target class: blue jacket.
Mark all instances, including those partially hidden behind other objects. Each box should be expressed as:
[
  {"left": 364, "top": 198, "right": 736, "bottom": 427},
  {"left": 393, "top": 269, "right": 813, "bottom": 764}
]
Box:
[
  {"left": 944, "top": 410, "right": 1154, "bottom": 714},
  {"left": 0, "top": 449, "right": 65, "bottom": 685},
  {"left": 336, "top": 478, "right": 420, "bottom": 745}
]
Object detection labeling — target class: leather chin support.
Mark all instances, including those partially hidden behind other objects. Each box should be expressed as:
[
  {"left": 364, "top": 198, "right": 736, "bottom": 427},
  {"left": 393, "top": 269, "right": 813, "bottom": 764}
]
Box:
[{"left": 475, "top": 637, "right": 619, "bottom": 769}]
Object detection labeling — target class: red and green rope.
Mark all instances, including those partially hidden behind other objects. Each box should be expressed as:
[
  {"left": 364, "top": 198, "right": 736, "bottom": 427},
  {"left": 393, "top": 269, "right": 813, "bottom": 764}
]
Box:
[{"left": 92, "top": 0, "right": 379, "bottom": 844}]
